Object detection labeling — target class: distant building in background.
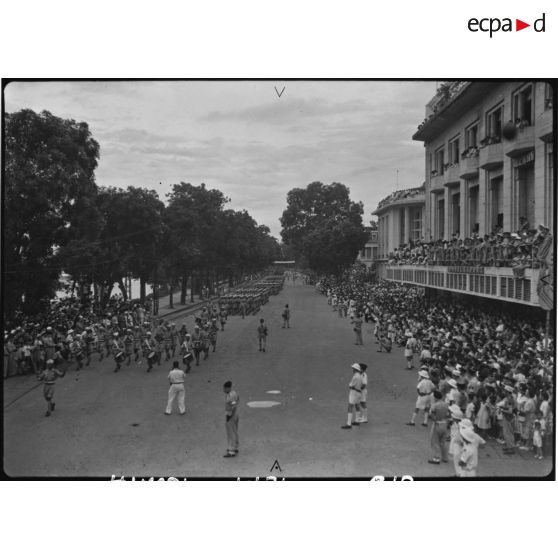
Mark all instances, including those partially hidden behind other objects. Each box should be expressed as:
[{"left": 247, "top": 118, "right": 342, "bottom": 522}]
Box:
[
  {"left": 373, "top": 185, "right": 425, "bottom": 278},
  {"left": 357, "top": 223, "right": 379, "bottom": 270}
]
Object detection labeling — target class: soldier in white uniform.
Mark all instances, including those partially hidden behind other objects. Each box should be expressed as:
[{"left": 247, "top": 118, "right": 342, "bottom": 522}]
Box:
[
  {"left": 406, "top": 367, "right": 435, "bottom": 426},
  {"left": 356, "top": 362, "right": 368, "bottom": 423},
  {"left": 341, "top": 363, "right": 363, "bottom": 429},
  {"left": 165, "top": 361, "right": 186, "bottom": 415}
]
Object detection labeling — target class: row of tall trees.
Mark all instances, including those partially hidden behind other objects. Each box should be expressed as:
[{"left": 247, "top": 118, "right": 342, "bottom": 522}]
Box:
[
  {"left": 280, "top": 181, "right": 368, "bottom": 275},
  {"left": 4, "top": 109, "right": 279, "bottom": 319}
]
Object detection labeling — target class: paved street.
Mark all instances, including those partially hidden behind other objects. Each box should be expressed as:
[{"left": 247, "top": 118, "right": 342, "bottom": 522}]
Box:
[{"left": 3, "top": 280, "right": 552, "bottom": 478}]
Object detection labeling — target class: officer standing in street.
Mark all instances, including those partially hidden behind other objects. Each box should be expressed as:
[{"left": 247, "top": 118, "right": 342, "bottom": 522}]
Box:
[
  {"left": 341, "top": 363, "right": 363, "bottom": 429},
  {"left": 257, "top": 318, "right": 268, "bottom": 352},
  {"left": 223, "top": 380, "right": 240, "bottom": 458},
  {"left": 351, "top": 313, "right": 363, "bottom": 345},
  {"left": 282, "top": 304, "right": 290, "bottom": 328},
  {"left": 165, "top": 361, "right": 186, "bottom": 416}
]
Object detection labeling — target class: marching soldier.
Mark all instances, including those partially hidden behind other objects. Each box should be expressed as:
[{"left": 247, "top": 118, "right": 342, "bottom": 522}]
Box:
[
  {"left": 180, "top": 333, "right": 193, "bottom": 373},
  {"left": 191, "top": 325, "right": 204, "bottom": 366},
  {"left": 201, "top": 323, "right": 210, "bottom": 360},
  {"left": 219, "top": 305, "right": 228, "bottom": 331},
  {"left": 153, "top": 321, "right": 165, "bottom": 365},
  {"left": 37, "top": 359, "right": 66, "bottom": 417},
  {"left": 142, "top": 331, "right": 157, "bottom": 373},
  {"left": 132, "top": 325, "right": 142, "bottom": 363},
  {"left": 123, "top": 329, "right": 134, "bottom": 366},
  {"left": 169, "top": 323, "right": 178, "bottom": 358},
  {"left": 70, "top": 333, "right": 84, "bottom": 371},
  {"left": 111, "top": 332, "right": 125, "bottom": 373},
  {"left": 208, "top": 318, "right": 219, "bottom": 353},
  {"left": 83, "top": 327, "right": 96, "bottom": 367},
  {"left": 163, "top": 323, "right": 173, "bottom": 362}
]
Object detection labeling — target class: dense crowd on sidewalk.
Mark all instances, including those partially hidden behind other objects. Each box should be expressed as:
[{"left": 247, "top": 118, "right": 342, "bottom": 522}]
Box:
[
  {"left": 386, "top": 221, "right": 552, "bottom": 271},
  {"left": 317, "top": 274, "right": 554, "bottom": 471}
]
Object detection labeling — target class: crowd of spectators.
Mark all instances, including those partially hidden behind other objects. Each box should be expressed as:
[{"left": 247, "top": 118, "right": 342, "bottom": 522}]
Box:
[
  {"left": 387, "top": 221, "right": 552, "bottom": 272},
  {"left": 318, "top": 274, "right": 554, "bottom": 461}
]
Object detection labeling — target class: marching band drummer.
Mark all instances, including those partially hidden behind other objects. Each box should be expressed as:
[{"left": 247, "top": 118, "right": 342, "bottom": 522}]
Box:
[
  {"left": 123, "top": 329, "right": 134, "bottom": 366},
  {"left": 191, "top": 325, "right": 204, "bottom": 366},
  {"left": 111, "top": 332, "right": 125, "bottom": 373},
  {"left": 142, "top": 331, "right": 157, "bottom": 373},
  {"left": 180, "top": 333, "right": 193, "bottom": 373}
]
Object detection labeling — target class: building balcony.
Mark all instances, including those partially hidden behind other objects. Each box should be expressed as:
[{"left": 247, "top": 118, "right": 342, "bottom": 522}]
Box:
[
  {"left": 382, "top": 264, "right": 543, "bottom": 307},
  {"left": 479, "top": 142, "right": 504, "bottom": 170},
  {"left": 429, "top": 173, "right": 445, "bottom": 193},
  {"left": 537, "top": 107, "right": 553, "bottom": 142},
  {"left": 505, "top": 125, "right": 535, "bottom": 158},
  {"left": 459, "top": 155, "right": 479, "bottom": 179},
  {"left": 443, "top": 164, "right": 460, "bottom": 186}
]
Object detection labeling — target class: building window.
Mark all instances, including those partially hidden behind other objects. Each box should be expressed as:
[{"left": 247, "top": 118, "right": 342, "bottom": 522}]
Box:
[
  {"left": 451, "top": 192, "right": 460, "bottom": 235},
  {"left": 372, "top": 247, "right": 378, "bottom": 260},
  {"left": 463, "top": 122, "right": 479, "bottom": 158},
  {"left": 514, "top": 160, "right": 535, "bottom": 230},
  {"left": 512, "top": 84, "right": 533, "bottom": 126},
  {"left": 365, "top": 247, "right": 372, "bottom": 259},
  {"left": 484, "top": 104, "right": 503, "bottom": 144},
  {"left": 448, "top": 135, "right": 460, "bottom": 165},
  {"left": 411, "top": 207, "right": 423, "bottom": 240},
  {"left": 489, "top": 175, "right": 504, "bottom": 233},
  {"left": 468, "top": 184, "right": 479, "bottom": 235},
  {"left": 432, "top": 146, "right": 445, "bottom": 176},
  {"left": 437, "top": 196, "right": 445, "bottom": 240},
  {"left": 399, "top": 208, "right": 406, "bottom": 245}
]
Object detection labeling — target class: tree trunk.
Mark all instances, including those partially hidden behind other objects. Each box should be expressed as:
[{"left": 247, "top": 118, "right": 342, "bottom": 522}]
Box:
[
  {"left": 180, "top": 274, "right": 187, "bottom": 305},
  {"left": 190, "top": 274, "right": 195, "bottom": 303},
  {"left": 169, "top": 284, "right": 174, "bottom": 309},
  {"left": 118, "top": 278, "right": 128, "bottom": 300},
  {"left": 228, "top": 269, "right": 234, "bottom": 288},
  {"left": 140, "top": 277, "right": 146, "bottom": 303}
]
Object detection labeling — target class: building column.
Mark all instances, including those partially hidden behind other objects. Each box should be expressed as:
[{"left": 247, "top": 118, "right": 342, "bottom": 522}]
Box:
[
  {"left": 404, "top": 206, "right": 411, "bottom": 244},
  {"left": 444, "top": 190, "right": 450, "bottom": 240},
  {"left": 478, "top": 170, "right": 487, "bottom": 236},
  {"left": 460, "top": 180, "right": 467, "bottom": 237}
]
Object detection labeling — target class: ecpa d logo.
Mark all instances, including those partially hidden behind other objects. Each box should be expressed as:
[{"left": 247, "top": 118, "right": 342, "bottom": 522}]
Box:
[{"left": 468, "top": 13, "right": 546, "bottom": 37}]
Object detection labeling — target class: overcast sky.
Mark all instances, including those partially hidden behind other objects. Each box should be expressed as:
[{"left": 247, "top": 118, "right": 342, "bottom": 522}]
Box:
[{"left": 5, "top": 80, "right": 436, "bottom": 238}]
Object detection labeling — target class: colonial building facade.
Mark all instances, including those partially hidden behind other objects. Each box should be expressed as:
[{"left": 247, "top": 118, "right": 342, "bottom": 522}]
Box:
[
  {"left": 414, "top": 81, "right": 553, "bottom": 241},
  {"left": 382, "top": 81, "right": 554, "bottom": 309},
  {"left": 373, "top": 185, "right": 426, "bottom": 258}
]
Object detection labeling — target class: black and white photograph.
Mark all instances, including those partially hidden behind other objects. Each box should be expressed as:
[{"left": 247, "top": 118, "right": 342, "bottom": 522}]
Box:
[{"left": 2, "top": 79, "right": 555, "bottom": 479}]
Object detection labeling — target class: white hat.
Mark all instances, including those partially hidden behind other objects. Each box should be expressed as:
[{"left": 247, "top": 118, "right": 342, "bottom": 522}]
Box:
[
  {"left": 449, "top": 405, "right": 463, "bottom": 419},
  {"left": 459, "top": 424, "right": 476, "bottom": 443},
  {"left": 504, "top": 385, "right": 514, "bottom": 393},
  {"left": 418, "top": 370, "right": 429, "bottom": 379},
  {"left": 46, "top": 359, "right": 54, "bottom": 365},
  {"left": 351, "top": 363, "right": 362, "bottom": 372},
  {"left": 448, "top": 379, "right": 458, "bottom": 389}
]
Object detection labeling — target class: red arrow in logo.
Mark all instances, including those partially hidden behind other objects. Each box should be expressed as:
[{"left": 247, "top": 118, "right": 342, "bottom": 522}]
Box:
[{"left": 516, "top": 19, "right": 530, "bottom": 31}]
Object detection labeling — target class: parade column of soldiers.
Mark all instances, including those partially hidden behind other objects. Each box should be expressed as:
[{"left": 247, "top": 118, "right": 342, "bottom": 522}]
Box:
[{"left": 5, "top": 276, "right": 285, "bottom": 387}]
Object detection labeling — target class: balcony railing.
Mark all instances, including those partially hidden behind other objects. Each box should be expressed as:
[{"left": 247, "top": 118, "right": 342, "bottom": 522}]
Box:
[
  {"left": 383, "top": 264, "right": 544, "bottom": 307},
  {"left": 459, "top": 154, "right": 480, "bottom": 179},
  {"left": 505, "top": 125, "right": 535, "bottom": 158},
  {"left": 479, "top": 142, "right": 504, "bottom": 170}
]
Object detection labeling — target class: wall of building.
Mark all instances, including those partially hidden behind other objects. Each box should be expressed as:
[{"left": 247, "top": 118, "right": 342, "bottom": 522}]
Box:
[{"left": 421, "top": 82, "right": 553, "bottom": 242}]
